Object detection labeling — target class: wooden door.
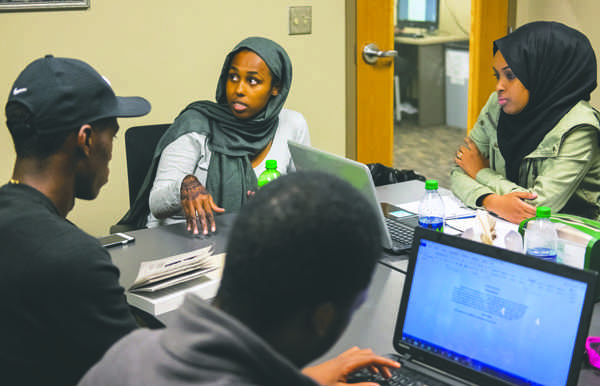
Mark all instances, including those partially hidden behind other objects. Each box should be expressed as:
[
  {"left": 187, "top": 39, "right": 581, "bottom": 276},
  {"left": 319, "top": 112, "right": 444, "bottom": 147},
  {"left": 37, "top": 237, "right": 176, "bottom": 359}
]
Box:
[
  {"left": 467, "top": 0, "right": 511, "bottom": 132},
  {"left": 346, "top": 0, "right": 395, "bottom": 165}
]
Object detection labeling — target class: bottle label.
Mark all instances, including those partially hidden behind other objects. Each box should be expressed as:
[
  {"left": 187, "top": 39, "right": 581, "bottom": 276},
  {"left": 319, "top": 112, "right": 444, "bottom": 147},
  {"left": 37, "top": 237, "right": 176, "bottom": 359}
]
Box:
[
  {"left": 257, "top": 171, "right": 281, "bottom": 188},
  {"left": 418, "top": 216, "right": 444, "bottom": 232},
  {"left": 526, "top": 247, "right": 557, "bottom": 262}
]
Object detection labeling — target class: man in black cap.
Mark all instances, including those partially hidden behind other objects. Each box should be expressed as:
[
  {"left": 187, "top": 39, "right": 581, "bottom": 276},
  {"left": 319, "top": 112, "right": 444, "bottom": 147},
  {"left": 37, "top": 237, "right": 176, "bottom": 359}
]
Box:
[{"left": 0, "top": 55, "right": 151, "bottom": 386}]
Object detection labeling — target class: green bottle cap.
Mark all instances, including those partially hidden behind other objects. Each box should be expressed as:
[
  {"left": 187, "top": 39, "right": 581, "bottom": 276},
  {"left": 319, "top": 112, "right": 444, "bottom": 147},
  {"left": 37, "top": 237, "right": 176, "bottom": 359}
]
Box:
[
  {"left": 265, "top": 159, "right": 277, "bottom": 169},
  {"left": 536, "top": 206, "right": 551, "bottom": 218},
  {"left": 425, "top": 179, "right": 438, "bottom": 190}
]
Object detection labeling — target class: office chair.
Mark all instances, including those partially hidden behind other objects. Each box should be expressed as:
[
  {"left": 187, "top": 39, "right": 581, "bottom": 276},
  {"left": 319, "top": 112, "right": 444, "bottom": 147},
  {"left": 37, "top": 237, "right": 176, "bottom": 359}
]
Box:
[
  {"left": 124, "top": 124, "right": 170, "bottom": 207},
  {"left": 109, "top": 123, "right": 170, "bottom": 234},
  {"left": 394, "top": 54, "right": 416, "bottom": 122}
]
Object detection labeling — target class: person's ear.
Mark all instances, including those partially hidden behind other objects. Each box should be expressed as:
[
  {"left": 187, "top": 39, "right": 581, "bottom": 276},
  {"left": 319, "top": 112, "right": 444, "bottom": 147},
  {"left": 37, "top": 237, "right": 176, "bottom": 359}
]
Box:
[
  {"left": 271, "top": 82, "right": 281, "bottom": 96},
  {"left": 76, "top": 124, "right": 94, "bottom": 157},
  {"left": 311, "top": 302, "right": 336, "bottom": 337}
]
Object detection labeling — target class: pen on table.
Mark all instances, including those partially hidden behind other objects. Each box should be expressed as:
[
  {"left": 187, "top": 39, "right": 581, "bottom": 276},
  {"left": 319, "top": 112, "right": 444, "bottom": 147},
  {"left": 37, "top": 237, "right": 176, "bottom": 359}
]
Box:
[{"left": 447, "top": 214, "right": 477, "bottom": 220}]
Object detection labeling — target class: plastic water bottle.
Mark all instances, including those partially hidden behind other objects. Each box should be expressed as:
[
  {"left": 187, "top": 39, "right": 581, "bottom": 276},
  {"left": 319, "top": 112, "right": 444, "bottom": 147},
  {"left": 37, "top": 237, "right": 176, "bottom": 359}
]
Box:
[
  {"left": 418, "top": 180, "right": 444, "bottom": 232},
  {"left": 257, "top": 159, "right": 281, "bottom": 188},
  {"left": 524, "top": 206, "right": 558, "bottom": 262}
]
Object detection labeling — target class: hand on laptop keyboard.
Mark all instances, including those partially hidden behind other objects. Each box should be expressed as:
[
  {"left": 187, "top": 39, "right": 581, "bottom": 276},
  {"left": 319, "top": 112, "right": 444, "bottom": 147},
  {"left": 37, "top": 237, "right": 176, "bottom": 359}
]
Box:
[
  {"left": 347, "top": 361, "right": 446, "bottom": 386},
  {"left": 302, "top": 347, "right": 400, "bottom": 386}
]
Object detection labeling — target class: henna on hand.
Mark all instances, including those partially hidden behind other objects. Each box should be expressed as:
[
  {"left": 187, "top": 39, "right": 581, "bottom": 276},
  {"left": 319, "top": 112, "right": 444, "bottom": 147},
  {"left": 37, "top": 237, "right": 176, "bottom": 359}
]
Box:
[
  {"left": 180, "top": 175, "right": 225, "bottom": 235},
  {"left": 180, "top": 175, "right": 210, "bottom": 203}
]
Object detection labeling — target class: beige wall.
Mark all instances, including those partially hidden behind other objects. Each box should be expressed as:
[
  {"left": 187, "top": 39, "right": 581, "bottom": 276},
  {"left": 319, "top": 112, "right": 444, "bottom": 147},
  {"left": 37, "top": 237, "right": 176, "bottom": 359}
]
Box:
[
  {"left": 393, "top": 0, "right": 471, "bottom": 37},
  {"left": 439, "top": 0, "right": 470, "bottom": 37},
  {"left": 0, "top": 0, "right": 346, "bottom": 236},
  {"left": 516, "top": 0, "right": 600, "bottom": 107}
]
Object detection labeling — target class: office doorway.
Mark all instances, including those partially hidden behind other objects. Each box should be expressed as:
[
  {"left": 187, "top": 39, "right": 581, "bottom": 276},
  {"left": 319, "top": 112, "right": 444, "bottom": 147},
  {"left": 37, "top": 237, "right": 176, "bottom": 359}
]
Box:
[
  {"left": 345, "top": 0, "right": 471, "bottom": 184},
  {"left": 392, "top": 0, "right": 471, "bottom": 188}
]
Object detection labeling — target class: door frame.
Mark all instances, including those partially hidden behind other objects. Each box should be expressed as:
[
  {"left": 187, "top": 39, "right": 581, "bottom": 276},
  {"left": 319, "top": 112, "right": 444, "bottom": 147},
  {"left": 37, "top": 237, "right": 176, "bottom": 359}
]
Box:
[{"left": 345, "top": 0, "right": 357, "bottom": 159}]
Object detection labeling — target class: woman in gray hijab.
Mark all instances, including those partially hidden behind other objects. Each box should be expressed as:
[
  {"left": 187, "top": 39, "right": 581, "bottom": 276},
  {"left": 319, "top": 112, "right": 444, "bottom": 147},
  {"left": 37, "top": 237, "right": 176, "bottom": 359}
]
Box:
[{"left": 119, "top": 37, "right": 310, "bottom": 233}]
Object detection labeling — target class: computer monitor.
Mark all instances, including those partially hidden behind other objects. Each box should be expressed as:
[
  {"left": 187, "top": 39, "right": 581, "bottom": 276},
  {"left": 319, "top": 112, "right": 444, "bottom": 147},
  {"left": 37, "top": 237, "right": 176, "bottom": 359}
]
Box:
[{"left": 396, "top": 0, "right": 440, "bottom": 32}]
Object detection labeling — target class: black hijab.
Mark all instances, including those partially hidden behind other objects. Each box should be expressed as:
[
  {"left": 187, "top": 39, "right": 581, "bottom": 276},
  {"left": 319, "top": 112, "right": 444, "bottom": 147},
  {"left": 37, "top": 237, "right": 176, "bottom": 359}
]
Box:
[
  {"left": 494, "top": 21, "right": 597, "bottom": 183},
  {"left": 118, "top": 37, "right": 292, "bottom": 228}
]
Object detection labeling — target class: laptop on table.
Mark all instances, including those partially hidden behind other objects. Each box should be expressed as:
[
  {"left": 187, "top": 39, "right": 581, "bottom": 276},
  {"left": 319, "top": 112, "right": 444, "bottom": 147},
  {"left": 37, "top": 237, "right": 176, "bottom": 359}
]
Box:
[
  {"left": 349, "top": 227, "right": 598, "bottom": 386},
  {"left": 288, "top": 141, "right": 419, "bottom": 256}
]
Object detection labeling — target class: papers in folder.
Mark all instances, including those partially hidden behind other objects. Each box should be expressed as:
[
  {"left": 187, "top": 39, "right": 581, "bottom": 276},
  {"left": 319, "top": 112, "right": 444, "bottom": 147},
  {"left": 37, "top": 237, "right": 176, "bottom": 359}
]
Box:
[{"left": 129, "top": 245, "right": 217, "bottom": 293}]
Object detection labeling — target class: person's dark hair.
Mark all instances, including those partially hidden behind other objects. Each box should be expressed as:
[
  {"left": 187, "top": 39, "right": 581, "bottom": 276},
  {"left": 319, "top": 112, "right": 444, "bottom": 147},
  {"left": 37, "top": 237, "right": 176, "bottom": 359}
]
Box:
[
  {"left": 6, "top": 102, "right": 115, "bottom": 159},
  {"left": 216, "top": 171, "right": 382, "bottom": 331}
]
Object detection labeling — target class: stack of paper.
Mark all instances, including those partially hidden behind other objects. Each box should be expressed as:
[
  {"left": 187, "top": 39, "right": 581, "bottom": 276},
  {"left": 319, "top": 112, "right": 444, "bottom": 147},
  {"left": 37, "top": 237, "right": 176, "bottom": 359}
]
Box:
[{"left": 126, "top": 246, "right": 225, "bottom": 315}]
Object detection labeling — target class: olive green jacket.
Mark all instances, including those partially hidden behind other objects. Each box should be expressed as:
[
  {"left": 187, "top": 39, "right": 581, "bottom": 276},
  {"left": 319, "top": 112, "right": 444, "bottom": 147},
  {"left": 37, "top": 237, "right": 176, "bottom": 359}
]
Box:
[{"left": 450, "top": 92, "right": 600, "bottom": 220}]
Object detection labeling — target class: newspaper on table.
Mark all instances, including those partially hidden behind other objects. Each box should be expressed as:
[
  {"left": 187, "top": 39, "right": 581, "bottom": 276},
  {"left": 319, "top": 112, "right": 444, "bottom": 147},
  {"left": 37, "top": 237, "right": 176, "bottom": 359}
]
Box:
[{"left": 129, "top": 245, "right": 217, "bottom": 293}]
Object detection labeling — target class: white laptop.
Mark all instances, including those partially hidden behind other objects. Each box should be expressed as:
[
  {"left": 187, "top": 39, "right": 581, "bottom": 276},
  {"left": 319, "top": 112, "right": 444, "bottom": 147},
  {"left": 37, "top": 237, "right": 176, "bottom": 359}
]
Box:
[{"left": 288, "top": 140, "right": 418, "bottom": 255}]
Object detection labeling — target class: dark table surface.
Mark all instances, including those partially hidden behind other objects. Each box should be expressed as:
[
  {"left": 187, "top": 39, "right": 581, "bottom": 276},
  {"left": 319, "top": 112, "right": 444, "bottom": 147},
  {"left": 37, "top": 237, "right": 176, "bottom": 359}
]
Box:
[{"left": 108, "top": 181, "right": 600, "bottom": 384}]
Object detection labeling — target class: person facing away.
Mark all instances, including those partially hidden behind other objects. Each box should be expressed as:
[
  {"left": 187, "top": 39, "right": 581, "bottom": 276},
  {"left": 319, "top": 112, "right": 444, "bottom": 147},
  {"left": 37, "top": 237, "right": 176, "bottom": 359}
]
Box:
[
  {"left": 117, "top": 36, "right": 310, "bottom": 234},
  {"left": 79, "top": 171, "right": 401, "bottom": 386},
  {"left": 0, "top": 55, "right": 151, "bottom": 386},
  {"left": 451, "top": 21, "right": 600, "bottom": 224}
]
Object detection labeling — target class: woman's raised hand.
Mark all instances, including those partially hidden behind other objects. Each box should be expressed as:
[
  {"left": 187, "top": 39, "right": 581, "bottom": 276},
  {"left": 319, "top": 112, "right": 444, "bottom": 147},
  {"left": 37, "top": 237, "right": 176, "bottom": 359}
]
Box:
[
  {"left": 180, "top": 175, "right": 225, "bottom": 235},
  {"left": 456, "top": 137, "right": 489, "bottom": 179}
]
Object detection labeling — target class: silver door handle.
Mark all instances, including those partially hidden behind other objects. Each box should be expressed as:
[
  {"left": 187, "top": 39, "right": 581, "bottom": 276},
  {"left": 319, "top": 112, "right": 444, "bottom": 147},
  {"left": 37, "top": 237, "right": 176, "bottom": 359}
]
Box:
[{"left": 362, "top": 43, "right": 398, "bottom": 64}]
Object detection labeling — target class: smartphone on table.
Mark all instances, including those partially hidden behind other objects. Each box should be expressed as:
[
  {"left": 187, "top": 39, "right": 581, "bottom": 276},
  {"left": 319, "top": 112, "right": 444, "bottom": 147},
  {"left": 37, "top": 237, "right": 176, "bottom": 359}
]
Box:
[{"left": 98, "top": 232, "right": 135, "bottom": 248}]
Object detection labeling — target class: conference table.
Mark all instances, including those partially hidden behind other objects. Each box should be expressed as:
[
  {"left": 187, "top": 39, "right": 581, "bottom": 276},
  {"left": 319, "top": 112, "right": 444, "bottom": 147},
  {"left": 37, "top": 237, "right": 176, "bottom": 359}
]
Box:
[{"left": 108, "top": 180, "right": 600, "bottom": 385}]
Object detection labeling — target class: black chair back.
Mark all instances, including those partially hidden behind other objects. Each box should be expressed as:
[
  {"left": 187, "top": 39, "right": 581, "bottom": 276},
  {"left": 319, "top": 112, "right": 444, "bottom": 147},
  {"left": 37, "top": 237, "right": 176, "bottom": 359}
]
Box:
[{"left": 124, "top": 124, "right": 170, "bottom": 206}]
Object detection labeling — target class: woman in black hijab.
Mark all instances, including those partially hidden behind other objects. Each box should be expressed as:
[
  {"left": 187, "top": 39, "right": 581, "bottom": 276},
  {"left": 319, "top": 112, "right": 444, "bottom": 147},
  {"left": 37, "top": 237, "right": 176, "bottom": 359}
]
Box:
[{"left": 451, "top": 21, "right": 600, "bottom": 224}]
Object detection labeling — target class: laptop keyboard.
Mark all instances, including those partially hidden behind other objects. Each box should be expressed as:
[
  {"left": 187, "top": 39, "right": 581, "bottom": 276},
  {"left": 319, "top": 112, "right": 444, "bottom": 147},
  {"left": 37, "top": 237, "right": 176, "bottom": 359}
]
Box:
[
  {"left": 347, "top": 364, "right": 448, "bottom": 386},
  {"left": 385, "top": 217, "right": 415, "bottom": 245}
]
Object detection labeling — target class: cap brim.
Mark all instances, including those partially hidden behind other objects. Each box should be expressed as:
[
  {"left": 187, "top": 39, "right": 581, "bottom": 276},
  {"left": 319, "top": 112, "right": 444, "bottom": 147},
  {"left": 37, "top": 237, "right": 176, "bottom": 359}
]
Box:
[{"left": 114, "top": 96, "right": 151, "bottom": 118}]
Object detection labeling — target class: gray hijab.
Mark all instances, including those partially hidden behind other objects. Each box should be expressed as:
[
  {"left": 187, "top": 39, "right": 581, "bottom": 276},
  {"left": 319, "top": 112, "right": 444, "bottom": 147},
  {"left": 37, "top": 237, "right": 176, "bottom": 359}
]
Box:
[{"left": 118, "top": 37, "right": 293, "bottom": 228}]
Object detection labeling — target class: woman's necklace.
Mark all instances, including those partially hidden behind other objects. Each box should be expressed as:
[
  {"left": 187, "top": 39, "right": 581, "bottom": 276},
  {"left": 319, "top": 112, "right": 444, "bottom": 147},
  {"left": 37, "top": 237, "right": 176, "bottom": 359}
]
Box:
[{"left": 8, "top": 179, "right": 20, "bottom": 184}]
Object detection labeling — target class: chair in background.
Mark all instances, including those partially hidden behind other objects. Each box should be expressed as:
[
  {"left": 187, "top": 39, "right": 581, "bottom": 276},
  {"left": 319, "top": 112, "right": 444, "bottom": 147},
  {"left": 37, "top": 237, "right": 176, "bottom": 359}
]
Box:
[
  {"left": 109, "top": 123, "right": 170, "bottom": 234},
  {"left": 123, "top": 124, "right": 171, "bottom": 207},
  {"left": 394, "top": 54, "right": 417, "bottom": 122}
]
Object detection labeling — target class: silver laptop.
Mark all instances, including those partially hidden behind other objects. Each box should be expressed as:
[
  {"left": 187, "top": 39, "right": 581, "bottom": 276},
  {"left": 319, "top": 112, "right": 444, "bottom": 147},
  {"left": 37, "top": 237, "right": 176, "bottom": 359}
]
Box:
[
  {"left": 352, "top": 227, "right": 598, "bottom": 386},
  {"left": 288, "top": 140, "right": 418, "bottom": 255}
]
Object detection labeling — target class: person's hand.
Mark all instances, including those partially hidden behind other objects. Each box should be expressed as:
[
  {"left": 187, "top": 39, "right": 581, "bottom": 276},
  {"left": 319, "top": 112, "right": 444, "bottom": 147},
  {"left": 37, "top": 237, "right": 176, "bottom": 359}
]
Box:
[
  {"left": 302, "top": 347, "right": 401, "bottom": 386},
  {"left": 456, "top": 138, "right": 489, "bottom": 179},
  {"left": 482, "top": 192, "right": 537, "bottom": 224},
  {"left": 180, "top": 175, "right": 225, "bottom": 235}
]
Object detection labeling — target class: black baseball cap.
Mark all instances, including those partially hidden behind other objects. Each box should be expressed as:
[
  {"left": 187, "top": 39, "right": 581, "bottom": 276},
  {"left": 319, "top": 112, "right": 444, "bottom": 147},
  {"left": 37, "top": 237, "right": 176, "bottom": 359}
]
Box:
[{"left": 6, "top": 55, "right": 151, "bottom": 134}]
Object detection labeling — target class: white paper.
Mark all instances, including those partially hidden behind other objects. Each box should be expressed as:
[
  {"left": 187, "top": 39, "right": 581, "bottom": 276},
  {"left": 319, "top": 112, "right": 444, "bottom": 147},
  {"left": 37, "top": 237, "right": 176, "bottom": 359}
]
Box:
[
  {"left": 446, "top": 49, "right": 469, "bottom": 84},
  {"left": 398, "top": 193, "right": 476, "bottom": 220},
  {"left": 130, "top": 245, "right": 216, "bottom": 291}
]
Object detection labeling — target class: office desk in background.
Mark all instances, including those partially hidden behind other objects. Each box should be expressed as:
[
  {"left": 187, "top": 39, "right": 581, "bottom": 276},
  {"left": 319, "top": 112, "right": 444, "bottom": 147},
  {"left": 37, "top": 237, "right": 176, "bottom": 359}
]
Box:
[
  {"left": 394, "top": 34, "right": 468, "bottom": 127},
  {"left": 108, "top": 181, "right": 600, "bottom": 385}
]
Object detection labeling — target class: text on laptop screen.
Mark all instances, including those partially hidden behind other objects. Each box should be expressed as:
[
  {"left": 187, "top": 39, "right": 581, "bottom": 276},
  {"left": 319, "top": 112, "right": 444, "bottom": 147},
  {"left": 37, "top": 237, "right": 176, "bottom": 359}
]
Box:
[{"left": 401, "top": 239, "right": 588, "bottom": 385}]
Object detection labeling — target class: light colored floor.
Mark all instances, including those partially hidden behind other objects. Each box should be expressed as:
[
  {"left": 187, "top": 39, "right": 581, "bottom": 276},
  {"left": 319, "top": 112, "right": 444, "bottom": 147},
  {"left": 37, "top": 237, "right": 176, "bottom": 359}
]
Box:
[{"left": 393, "top": 118, "right": 467, "bottom": 189}]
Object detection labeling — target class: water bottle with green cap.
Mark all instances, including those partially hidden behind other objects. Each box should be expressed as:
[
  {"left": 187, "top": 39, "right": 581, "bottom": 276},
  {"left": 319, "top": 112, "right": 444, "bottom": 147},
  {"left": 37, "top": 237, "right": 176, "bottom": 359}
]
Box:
[
  {"left": 418, "top": 179, "right": 445, "bottom": 232},
  {"left": 257, "top": 159, "right": 281, "bottom": 188},
  {"left": 524, "top": 206, "right": 558, "bottom": 262}
]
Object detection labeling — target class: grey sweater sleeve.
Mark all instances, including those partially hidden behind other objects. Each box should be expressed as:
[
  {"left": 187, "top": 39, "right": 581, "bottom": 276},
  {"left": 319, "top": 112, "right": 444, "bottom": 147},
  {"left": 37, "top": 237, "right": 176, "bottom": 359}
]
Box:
[{"left": 148, "top": 132, "right": 209, "bottom": 219}]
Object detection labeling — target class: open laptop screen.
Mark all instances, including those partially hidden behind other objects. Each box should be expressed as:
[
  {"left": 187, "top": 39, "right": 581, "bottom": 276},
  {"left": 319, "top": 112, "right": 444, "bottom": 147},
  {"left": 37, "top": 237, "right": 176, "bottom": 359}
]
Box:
[{"left": 394, "top": 228, "right": 596, "bottom": 386}]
